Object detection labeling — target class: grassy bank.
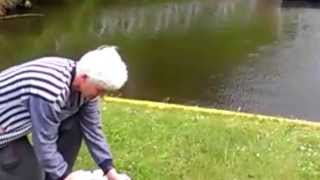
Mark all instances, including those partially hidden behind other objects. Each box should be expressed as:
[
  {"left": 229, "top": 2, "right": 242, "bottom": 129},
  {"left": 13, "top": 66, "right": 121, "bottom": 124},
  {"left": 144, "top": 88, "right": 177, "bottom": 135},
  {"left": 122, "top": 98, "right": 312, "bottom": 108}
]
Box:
[{"left": 75, "top": 97, "right": 320, "bottom": 180}]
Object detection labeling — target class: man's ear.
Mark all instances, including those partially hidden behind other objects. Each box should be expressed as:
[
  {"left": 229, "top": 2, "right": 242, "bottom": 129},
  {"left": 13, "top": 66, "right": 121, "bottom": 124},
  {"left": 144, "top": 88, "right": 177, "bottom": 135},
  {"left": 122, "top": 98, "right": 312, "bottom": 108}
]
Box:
[{"left": 80, "top": 74, "right": 89, "bottom": 82}]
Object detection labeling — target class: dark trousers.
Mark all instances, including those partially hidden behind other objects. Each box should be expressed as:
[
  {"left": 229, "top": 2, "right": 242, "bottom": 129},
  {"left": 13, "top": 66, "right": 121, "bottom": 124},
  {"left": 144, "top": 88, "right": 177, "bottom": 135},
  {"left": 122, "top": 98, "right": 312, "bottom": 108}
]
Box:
[
  {"left": 0, "top": 137, "right": 43, "bottom": 180},
  {"left": 0, "top": 115, "right": 83, "bottom": 180}
]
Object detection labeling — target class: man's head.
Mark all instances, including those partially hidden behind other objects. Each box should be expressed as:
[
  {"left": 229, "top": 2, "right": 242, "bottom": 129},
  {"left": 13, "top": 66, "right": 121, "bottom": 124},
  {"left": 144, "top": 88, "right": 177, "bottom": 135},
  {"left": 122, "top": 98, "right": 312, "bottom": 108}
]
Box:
[{"left": 74, "top": 45, "right": 128, "bottom": 99}]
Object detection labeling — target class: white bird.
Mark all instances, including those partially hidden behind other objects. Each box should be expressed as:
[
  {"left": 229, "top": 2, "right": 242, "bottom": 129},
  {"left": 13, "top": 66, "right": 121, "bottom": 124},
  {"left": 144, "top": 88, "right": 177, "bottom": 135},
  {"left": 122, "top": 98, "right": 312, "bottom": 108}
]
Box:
[{"left": 66, "top": 169, "right": 131, "bottom": 180}]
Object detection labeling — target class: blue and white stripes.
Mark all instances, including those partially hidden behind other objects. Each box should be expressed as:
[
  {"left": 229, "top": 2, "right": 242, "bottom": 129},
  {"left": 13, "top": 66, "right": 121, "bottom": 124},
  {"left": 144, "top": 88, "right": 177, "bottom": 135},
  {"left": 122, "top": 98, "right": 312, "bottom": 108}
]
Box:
[{"left": 0, "top": 57, "right": 76, "bottom": 147}]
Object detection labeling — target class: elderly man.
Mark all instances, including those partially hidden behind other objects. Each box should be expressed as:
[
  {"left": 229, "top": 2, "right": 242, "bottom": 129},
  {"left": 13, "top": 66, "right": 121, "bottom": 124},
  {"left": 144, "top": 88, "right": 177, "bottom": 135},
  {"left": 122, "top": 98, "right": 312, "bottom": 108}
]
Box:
[{"left": 0, "top": 46, "right": 130, "bottom": 180}]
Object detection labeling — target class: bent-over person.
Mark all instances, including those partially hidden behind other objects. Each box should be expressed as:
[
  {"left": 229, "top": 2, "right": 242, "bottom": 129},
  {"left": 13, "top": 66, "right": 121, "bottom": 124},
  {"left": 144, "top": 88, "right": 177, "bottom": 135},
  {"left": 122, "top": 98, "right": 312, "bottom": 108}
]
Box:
[{"left": 0, "top": 45, "right": 130, "bottom": 180}]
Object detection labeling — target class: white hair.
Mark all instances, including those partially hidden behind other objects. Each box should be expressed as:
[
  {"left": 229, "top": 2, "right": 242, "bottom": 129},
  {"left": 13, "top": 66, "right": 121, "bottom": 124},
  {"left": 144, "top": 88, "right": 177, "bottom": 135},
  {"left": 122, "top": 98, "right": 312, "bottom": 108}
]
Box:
[{"left": 76, "top": 45, "right": 128, "bottom": 91}]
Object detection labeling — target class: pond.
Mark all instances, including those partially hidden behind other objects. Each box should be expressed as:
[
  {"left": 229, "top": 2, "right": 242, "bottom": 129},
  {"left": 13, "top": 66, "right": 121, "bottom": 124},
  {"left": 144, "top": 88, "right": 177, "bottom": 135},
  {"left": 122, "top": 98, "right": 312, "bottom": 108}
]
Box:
[{"left": 1, "top": 0, "right": 320, "bottom": 121}]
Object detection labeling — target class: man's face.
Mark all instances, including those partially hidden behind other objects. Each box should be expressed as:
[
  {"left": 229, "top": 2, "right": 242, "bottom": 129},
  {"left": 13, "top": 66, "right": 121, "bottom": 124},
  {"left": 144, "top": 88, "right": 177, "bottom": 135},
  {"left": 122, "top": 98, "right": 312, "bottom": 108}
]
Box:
[{"left": 79, "top": 76, "right": 106, "bottom": 100}]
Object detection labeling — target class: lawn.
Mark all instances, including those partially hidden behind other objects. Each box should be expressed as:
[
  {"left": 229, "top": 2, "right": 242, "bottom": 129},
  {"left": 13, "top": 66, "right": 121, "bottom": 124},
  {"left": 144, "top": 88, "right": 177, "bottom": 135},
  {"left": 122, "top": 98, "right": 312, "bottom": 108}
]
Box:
[{"left": 75, "top": 97, "right": 320, "bottom": 180}]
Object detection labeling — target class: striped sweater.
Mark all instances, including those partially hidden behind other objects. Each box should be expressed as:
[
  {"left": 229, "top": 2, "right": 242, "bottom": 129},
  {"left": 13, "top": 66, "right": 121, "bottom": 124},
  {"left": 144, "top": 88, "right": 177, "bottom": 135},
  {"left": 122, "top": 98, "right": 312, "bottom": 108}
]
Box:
[
  {"left": 0, "top": 57, "right": 75, "bottom": 146},
  {"left": 0, "top": 57, "right": 113, "bottom": 179}
]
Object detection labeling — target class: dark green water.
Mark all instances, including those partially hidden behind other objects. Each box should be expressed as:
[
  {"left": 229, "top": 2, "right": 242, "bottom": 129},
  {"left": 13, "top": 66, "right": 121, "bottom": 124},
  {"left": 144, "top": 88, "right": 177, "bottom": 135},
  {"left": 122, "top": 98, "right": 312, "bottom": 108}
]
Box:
[{"left": 1, "top": 0, "right": 320, "bottom": 121}]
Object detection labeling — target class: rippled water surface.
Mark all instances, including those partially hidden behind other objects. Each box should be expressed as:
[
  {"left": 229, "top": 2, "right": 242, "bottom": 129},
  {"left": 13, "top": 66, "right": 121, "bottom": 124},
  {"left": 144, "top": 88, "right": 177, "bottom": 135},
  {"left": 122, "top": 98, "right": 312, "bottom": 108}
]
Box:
[{"left": 1, "top": 0, "right": 320, "bottom": 121}]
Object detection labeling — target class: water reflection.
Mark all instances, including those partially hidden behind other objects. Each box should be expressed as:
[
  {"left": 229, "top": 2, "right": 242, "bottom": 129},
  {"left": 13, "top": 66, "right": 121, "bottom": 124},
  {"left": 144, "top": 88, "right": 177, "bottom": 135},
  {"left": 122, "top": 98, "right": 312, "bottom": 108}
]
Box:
[
  {"left": 1, "top": 0, "right": 319, "bottom": 121},
  {"left": 95, "top": 1, "right": 203, "bottom": 34},
  {"left": 215, "top": 1, "right": 320, "bottom": 121}
]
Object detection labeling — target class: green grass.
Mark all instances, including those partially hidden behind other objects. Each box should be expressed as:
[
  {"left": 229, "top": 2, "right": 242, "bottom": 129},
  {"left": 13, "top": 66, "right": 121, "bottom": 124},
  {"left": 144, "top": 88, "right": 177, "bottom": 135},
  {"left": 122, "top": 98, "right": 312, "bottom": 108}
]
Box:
[{"left": 75, "top": 98, "right": 320, "bottom": 180}]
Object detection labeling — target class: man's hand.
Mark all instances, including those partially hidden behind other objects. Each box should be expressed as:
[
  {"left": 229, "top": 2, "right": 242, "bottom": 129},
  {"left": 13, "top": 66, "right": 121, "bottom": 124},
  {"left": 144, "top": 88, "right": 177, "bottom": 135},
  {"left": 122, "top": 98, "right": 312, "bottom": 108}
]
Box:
[{"left": 106, "top": 168, "right": 131, "bottom": 180}]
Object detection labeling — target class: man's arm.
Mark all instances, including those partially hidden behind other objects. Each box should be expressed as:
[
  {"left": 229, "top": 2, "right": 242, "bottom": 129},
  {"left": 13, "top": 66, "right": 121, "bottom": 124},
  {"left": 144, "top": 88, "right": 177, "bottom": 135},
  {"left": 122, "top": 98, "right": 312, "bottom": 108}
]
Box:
[
  {"left": 78, "top": 97, "right": 114, "bottom": 175},
  {"left": 29, "top": 96, "right": 69, "bottom": 180}
]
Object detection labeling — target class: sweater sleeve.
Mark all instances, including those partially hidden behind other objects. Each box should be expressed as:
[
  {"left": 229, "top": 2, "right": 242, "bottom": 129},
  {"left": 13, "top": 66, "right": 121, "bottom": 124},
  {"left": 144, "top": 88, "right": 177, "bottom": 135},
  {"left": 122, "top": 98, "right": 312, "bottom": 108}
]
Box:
[
  {"left": 79, "top": 97, "right": 114, "bottom": 174},
  {"left": 29, "top": 96, "right": 69, "bottom": 180}
]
